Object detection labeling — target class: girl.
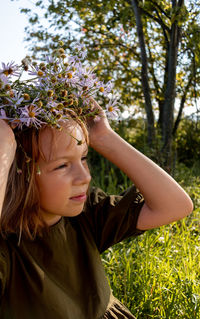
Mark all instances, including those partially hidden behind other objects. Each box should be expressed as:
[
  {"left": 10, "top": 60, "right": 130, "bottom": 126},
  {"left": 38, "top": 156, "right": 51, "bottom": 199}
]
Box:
[{"left": 0, "top": 102, "right": 193, "bottom": 318}]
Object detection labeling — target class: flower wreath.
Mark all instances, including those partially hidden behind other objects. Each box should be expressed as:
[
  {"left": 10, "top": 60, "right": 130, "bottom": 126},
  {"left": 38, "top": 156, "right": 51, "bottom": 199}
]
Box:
[{"left": 0, "top": 42, "right": 119, "bottom": 130}]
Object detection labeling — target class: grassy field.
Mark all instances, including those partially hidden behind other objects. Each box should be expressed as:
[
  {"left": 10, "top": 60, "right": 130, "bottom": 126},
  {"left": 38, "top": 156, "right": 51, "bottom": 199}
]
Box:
[{"left": 92, "top": 160, "right": 200, "bottom": 318}]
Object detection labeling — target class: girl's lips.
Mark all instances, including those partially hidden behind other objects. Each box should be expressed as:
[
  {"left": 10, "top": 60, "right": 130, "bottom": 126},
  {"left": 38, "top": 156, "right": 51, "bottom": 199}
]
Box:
[{"left": 70, "top": 194, "right": 87, "bottom": 202}]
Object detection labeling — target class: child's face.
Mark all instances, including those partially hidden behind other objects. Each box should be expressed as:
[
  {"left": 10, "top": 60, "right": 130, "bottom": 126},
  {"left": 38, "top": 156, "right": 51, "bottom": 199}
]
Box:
[{"left": 36, "top": 122, "right": 91, "bottom": 226}]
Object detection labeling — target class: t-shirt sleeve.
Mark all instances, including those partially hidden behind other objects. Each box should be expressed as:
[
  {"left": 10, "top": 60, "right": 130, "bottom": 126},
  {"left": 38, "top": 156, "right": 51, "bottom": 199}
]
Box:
[
  {"left": 82, "top": 185, "right": 145, "bottom": 253},
  {"left": 0, "top": 246, "right": 8, "bottom": 299}
]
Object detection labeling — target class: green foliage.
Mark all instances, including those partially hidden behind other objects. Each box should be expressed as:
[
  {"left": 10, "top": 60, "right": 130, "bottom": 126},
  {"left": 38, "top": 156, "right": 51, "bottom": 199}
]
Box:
[
  {"left": 88, "top": 115, "right": 200, "bottom": 181},
  {"left": 88, "top": 121, "right": 133, "bottom": 192},
  {"left": 174, "top": 162, "right": 200, "bottom": 210},
  {"left": 91, "top": 159, "right": 200, "bottom": 319},
  {"left": 14, "top": 0, "right": 200, "bottom": 167},
  {"left": 175, "top": 118, "right": 200, "bottom": 167},
  {"left": 16, "top": 0, "right": 200, "bottom": 117}
]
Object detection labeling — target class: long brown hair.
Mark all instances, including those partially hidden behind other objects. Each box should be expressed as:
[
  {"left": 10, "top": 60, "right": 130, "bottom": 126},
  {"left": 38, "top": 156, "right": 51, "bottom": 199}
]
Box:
[{"left": 1, "top": 115, "right": 89, "bottom": 241}]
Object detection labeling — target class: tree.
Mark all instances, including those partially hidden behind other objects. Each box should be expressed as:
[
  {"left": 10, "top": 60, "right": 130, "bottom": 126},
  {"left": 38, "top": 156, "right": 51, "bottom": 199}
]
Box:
[{"left": 15, "top": 0, "right": 200, "bottom": 168}]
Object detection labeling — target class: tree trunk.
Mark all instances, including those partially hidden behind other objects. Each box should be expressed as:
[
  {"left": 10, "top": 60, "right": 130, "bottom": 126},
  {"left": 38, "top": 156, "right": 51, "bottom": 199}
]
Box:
[
  {"left": 131, "top": 0, "right": 155, "bottom": 146},
  {"left": 161, "top": 0, "right": 183, "bottom": 167}
]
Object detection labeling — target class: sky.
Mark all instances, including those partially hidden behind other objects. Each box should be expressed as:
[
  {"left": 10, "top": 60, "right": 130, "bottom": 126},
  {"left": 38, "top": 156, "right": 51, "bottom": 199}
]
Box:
[{"left": 0, "top": 0, "right": 33, "bottom": 64}]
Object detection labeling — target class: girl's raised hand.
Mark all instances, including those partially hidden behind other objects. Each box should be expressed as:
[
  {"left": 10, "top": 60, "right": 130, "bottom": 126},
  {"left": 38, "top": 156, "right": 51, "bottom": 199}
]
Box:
[
  {"left": 0, "top": 119, "right": 17, "bottom": 167},
  {"left": 87, "top": 97, "right": 112, "bottom": 148}
]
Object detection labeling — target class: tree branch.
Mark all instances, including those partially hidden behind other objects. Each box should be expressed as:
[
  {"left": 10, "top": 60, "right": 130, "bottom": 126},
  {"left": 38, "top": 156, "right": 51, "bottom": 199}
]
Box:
[
  {"left": 173, "top": 76, "right": 193, "bottom": 136},
  {"left": 139, "top": 7, "right": 170, "bottom": 33},
  {"left": 126, "top": 0, "right": 170, "bottom": 32},
  {"left": 149, "top": 0, "right": 171, "bottom": 19},
  {"left": 153, "top": 7, "right": 170, "bottom": 45},
  {"left": 88, "top": 29, "right": 140, "bottom": 57},
  {"left": 173, "top": 46, "right": 199, "bottom": 135}
]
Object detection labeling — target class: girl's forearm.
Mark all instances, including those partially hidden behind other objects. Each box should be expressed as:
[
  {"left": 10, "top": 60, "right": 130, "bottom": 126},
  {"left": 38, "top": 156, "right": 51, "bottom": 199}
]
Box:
[
  {"left": 0, "top": 158, "right": 10, "bottom": 217},
  {"left": 0, "top": 178, "right": 8, "bottom": 217},
  {"left": 91, "top": 129, "right": 193, "bottom": 229},
  {"left": 0, "top": 122, "right": 17, "bottom": 216}
]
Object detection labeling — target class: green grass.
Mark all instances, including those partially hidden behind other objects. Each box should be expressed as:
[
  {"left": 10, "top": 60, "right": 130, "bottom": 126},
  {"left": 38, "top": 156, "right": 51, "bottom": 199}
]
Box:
[
  {"left": 102, "top": 213, "right": 200, "bottom": 318},
  {"left": 91, "top": 159, "right": 200, "bottom": 318}
]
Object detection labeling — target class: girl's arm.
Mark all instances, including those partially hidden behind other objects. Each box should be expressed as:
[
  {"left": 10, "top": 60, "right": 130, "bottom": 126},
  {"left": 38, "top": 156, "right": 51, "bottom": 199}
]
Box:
[
  {"left": 88, "top": 100, "right": 193, "bottom": 230},
  {"left": 0, "top": 120, "right": 16, "bottom": 216}
]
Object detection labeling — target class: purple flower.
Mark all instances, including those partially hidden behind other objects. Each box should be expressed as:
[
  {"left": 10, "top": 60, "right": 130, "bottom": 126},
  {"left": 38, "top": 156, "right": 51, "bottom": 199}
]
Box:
[
  {"left": 0, "top": 74, "right": 10, "bottom": 88},
  {"left": 96, "top": 80, "right": 114, "bottom": 96},
  {"left": 0, "top": 109, "right": 10, "bottom": 120},
  {"left": 68, "top": 55, "right": 80, "bottom": 65},
  {"left": 6, "top": 91, "right": 24, "bottom": 108},
  {"left": 104, "top": 81, "right": 114, "bottom": 94},
  {"left": 74, "top": 43, "right": 87, "bottom": 59},
  {"left": 75, "top": 65, "right": 97, "bottom": 90},
  {"left": 105, "top": 97, "right": 120, "bottom": 119},
  {"left": 74, "top": 43, "right": 85, "bottom": 51},
  {"left": 0, "top": 42, "right": 120, "bottom": 130},
  {"left": 46, "top": 99, "right": 57, "bottom": 109},
  {"left": 28, "top": 65, "right": 48, "bottom": 81},
  {"left": 0, "top": 61, "right": 20, "bottom": 77},
  {"left": 79, "top": 50, "right": 87, "bottom": 59},
  {"left": 46, "top": 56, "right": 54, "bottom": 65},
  {"left": 19, "top": 105, "right": 45, "bottom": 128}
]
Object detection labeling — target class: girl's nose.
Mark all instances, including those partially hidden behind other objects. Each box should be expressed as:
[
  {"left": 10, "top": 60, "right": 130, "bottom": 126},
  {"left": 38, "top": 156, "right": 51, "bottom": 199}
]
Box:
[{"left": 73, "top": 163, "right": 91, "bottom": 185}]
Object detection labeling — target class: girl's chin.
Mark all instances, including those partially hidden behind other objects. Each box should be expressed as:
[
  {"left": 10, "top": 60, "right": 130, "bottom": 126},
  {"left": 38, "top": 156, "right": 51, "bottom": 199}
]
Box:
[{"left": 40, "top": 206, "right": 84, "bottom": 226}]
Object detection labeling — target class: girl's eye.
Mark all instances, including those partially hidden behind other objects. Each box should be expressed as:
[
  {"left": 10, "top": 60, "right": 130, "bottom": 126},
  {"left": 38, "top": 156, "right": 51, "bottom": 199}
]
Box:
[
  {"left": 55, "top": 163, "right": 69, "bottom": 170},
  {"left": 54, "top": 156, "right": 87, "bottom": 170}
]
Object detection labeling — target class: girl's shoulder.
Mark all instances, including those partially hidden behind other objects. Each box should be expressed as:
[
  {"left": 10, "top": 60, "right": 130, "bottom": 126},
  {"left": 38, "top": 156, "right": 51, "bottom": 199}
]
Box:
[
  {"left": 85, "top": 185, "right": 144, "bottom": 210},
  {"left": 80, "top": 185, "right": 145, "bottom": 253}
]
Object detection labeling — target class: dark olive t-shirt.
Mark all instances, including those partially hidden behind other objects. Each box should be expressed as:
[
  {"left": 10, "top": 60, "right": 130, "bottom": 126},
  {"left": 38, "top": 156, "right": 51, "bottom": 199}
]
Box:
[{"left": 0, "top": 186, "right": 144, "bottom": 319}]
